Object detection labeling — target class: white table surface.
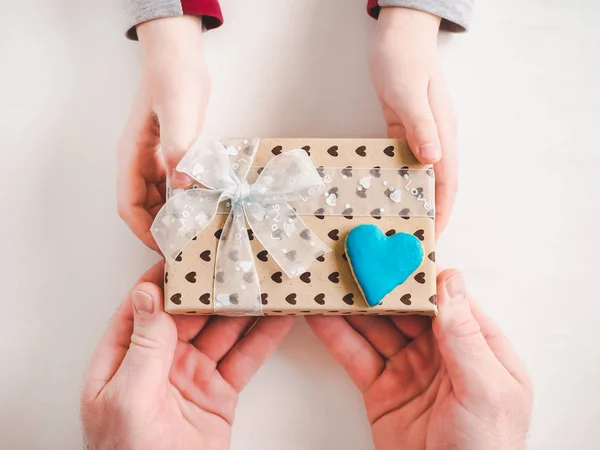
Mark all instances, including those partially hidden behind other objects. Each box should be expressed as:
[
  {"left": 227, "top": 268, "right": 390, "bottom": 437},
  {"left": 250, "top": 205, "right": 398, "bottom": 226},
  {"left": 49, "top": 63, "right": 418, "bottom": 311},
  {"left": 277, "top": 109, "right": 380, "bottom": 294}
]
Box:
[{"left": 1, "top": 0, "right": 599, "bottom": 449}]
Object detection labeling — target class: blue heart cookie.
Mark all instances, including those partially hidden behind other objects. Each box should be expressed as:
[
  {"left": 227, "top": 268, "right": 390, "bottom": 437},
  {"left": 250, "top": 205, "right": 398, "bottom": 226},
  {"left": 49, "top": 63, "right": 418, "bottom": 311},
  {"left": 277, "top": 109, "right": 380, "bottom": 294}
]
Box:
[{"left": 345, "top": 224, "right": 424, "bottom": 307}]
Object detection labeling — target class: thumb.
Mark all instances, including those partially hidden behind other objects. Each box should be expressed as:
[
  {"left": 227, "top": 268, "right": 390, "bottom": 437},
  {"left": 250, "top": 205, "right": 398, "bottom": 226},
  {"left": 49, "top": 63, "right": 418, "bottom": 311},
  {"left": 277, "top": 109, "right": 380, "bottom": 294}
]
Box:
[
  {"left": 432, "top": 270, "right": 503, "bottom": 399},
  {"left": 392, "top": 93, "right": 441, "bottom": 164},
  {"left": 117, "top": 283, "right": 177, "bottom": 391}
]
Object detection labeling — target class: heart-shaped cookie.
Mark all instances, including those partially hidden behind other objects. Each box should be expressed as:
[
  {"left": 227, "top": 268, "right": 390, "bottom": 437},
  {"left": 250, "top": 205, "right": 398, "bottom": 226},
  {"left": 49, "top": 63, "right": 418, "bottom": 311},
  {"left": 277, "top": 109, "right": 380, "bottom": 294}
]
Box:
[{"left": 345, "top": 224, "right": 423, "bottom": 307}]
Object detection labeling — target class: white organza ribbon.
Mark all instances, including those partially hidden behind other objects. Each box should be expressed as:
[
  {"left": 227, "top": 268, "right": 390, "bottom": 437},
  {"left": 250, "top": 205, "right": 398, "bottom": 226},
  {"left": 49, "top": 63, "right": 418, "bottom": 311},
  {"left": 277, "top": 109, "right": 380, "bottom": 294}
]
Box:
[{"left": 151, "top": 138, "right": 331, "bottom": 313}]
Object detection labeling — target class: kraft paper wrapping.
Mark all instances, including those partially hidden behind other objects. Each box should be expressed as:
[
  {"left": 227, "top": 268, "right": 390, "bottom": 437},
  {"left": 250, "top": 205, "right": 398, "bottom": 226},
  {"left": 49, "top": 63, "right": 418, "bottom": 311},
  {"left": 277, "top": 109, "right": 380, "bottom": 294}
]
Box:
[{"left": 164, "top": 139, "right": 437, "bottom": 316}]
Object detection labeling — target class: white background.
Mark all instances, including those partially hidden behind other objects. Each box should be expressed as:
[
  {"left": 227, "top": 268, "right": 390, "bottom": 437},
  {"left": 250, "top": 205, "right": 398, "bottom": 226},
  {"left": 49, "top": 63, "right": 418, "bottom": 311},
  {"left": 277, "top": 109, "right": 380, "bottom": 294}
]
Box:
[{"left": 1, "top": 0, "right": 599, "bottom": 449}]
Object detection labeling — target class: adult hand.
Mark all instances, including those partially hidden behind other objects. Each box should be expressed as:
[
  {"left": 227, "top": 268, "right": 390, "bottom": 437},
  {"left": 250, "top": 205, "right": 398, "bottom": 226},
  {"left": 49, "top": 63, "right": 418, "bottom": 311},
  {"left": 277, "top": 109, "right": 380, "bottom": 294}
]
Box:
[
  {"left": 370, "top": 7, "right": 458, "bottom": 238},
  {"left": 117, "top": 16, "right": 210, "bottom": 250},
  {"left": 81, "top": 263, "right": 294, "bottom": 450},
  {"left": 307, "top": 270, "right": 532, "bottom": 450}
]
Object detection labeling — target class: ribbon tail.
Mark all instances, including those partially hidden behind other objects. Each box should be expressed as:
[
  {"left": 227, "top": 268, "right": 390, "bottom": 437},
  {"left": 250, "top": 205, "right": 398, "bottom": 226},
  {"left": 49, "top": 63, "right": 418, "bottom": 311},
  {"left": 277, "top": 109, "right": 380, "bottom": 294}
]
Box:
[
  {"left": 245, "top": 201, "right": 331, "bottom": 279},
  {"left": 151, "top": 189, "right": 221, "bottom": 263},
  {"left": 213, "top": 204, "right": 262, "bottom": 314}
]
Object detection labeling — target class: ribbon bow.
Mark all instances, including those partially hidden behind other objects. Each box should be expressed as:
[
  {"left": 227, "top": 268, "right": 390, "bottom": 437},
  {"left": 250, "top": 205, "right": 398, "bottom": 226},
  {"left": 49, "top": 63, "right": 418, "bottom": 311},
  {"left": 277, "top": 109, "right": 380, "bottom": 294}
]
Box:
[{"left": 151, "top": 138, "right": 331, "bottom": 313}]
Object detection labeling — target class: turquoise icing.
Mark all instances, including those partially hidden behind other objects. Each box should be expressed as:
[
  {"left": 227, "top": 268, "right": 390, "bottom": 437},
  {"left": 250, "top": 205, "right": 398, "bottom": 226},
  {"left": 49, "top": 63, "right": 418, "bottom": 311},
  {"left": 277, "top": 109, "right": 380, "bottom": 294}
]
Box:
[{"left": 345, "top": 224, "right": 424, "bottom": 307}]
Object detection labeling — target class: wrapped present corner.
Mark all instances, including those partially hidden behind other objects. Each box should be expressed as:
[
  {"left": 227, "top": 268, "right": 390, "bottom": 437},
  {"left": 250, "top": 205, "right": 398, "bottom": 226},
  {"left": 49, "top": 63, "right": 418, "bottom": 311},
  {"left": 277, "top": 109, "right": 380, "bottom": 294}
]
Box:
[{"left": 152, "top": 138, "right": 437, "bottom": 316}]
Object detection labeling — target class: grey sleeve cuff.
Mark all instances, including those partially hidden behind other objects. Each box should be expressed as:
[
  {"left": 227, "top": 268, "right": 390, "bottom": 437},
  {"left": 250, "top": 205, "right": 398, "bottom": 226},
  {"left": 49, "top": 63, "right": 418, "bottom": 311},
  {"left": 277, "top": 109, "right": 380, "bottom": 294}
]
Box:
[
  {"left": 379, "top": 0, "right": 474, "bottom": 32},
  {"left": 124, "top": 0, "right": 183, "bottom": 40}
]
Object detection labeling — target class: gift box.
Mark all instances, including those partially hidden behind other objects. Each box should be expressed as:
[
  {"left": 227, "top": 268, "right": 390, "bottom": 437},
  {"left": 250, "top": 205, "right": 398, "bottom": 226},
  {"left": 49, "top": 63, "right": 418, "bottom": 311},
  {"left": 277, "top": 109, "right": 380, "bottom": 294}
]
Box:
[{"left": 153, "top": 138, "right": 437, "bottom": 316}]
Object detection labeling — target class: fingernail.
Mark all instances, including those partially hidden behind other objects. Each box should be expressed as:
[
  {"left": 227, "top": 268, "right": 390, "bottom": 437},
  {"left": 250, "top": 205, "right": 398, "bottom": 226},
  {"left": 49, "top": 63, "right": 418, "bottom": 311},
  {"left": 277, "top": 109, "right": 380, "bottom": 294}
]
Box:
[
  {"left": 132, "top": 291, "right": 155, "bottom": 317},
  {"left": 170, "top": 170, "right": 191, "bottom": 188},
  {"left": 418, "top": 143, "right": 440, "bottom": 161},
  {"left": 445, "top": 274, "right": 466, "bottom": 302}
]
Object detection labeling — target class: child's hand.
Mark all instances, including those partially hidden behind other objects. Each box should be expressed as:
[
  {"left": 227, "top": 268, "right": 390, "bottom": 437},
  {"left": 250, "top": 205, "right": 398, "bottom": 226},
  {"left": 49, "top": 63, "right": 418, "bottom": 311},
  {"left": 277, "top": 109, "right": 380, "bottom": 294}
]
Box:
[
  {"left": 307, "top": 270, "right": 532, "bottom": 450},
  {"left": 370, "top": 7, "right": 458, "bottom": 238},
  {"left": 81, "top": 263, "right": 294, "bottom": 450},
  {"left": 117, "top": 16, "right": 210, "bottom": 250}
]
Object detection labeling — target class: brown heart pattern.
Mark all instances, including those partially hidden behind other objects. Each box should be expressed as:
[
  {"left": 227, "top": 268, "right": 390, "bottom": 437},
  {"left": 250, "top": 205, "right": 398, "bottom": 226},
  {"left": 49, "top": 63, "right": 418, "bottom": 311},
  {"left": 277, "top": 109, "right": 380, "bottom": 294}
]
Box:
[
  {"left": 327, "top": 146, "right": 339, "bottom": 157},
  {"left": 271, "top": 272, "right": 283, "bottom": 283},
  {"left": 400, "top": 294, "right": 412, "bottom": 305},
  {"left": 314, "top": 293, "right": 326, "bottom": 305},
  {"left": 414, "top": 272, "right": 426, "bottom": 284},
  {"left": 414, "top": 229, "right": 425, "bottom": 241},
  {"left": 170, "top": 293, "right": 182, "bottom": 305},
  {"left": 328, "top": 272, "right": 340, "bottom": 283},
  {"left": 185, "top": 272, "right": 197, "bottom": 283},
  {"left": 370, "top": 208, "right": 382, "bottom": 219}
]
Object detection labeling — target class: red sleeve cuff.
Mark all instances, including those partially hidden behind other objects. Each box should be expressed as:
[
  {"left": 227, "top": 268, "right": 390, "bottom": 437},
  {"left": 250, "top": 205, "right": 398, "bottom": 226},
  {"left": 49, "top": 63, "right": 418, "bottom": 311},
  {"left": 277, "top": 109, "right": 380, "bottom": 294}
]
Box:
[
  {"left": 367, "top": 0, "right": 380, "bottom": 20},
  {"left": 182, "top": 0, "right": 223, "bottom": 30}
]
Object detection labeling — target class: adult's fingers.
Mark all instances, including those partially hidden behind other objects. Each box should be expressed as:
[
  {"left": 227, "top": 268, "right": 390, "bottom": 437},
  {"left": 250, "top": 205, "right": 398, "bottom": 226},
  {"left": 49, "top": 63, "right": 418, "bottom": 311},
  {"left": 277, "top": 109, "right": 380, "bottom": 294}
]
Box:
[
  {"left": 432, "top": 270, "right": 505, "bottom": 400},
  {"left": 345, "top": 316, "right": 409, "bottom": 359},
  {"left": 306, "top": 316, "right": 383, "bottom": 392},
  {"left": 389, "top": 315, "right": 431, "bottom": 339},
  {"left": 191, "top": 316, "right": 256, "bottom": 363},
  {"left": 172, "top": 315, "right": 211, "bottom": 343},
  {"left": 82, "top": 263, "right": 165, "bottom": 401},
  {"left": 218, "top": 316, "right": 295, "bottom": 392},
  {"left": 428, "top": 67, "right": 458, "bottom": 239}
]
